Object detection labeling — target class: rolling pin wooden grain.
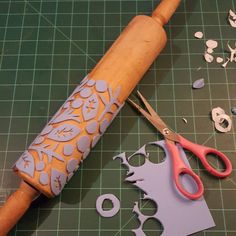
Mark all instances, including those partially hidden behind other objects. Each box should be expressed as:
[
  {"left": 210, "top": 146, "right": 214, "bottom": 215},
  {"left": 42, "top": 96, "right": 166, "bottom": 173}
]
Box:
[{"left": 0, "top": 0, "right": 181, "bottom": 234}]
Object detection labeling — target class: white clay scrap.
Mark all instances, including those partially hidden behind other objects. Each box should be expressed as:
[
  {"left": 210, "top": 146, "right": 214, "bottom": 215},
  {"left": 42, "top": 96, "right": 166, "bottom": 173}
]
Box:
[
  {"left": 222, "top": 58, "right": 230, "bottom": 68},
  {"left": 182, "top": 118, "right": 188, "bottom": 124},
  {"left": 227, "top": 43, "right": 236, "bottom": 62},
  {"left": 206, "top": 40, "right": 218, "bottom": 49},
  {"left": 228, "top": 9, "right": 236, "bottom": 28},
  {"left": 194, "top": 31, "right": 203, "bottom": 39},
  {"left": 211, "top": 107, "right": 232, "bottom": 133},
  {"left": 207, "top": 48, "right": 214, "bottom": 54},
  {"left": 216, "top": 57, "right": 224, "bottom": 63},
  {"left": 204, "top": 53, "right": 214, "bottom": 63}
]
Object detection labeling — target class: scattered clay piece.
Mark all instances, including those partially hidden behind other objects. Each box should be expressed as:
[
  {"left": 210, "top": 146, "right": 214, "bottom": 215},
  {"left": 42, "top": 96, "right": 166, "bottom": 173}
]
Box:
[
  {"left": 211, "top": 107, "right": 225, "bottom": 122},
  {"left": 96, "top": 194, "right": 120, "bottom": 217},
  {"left": 216, "top": 57, "right": 224, "bottom": 63},
  {"left": 193, "top": 78, "right": 205, "bottom": 89},
  {"left": 229, "top": 9, "right": 236, "bottom": 19},
  {"left": 194, "top": 31, "right": 203, "bottom": 39},
  {"left": 211, "top": 107, "right": 232, "bottom": 133},
  {"left": 207, "top": 48, "right": 213, "bottom": 54},
  {"left": 204, "top": 53, "right": 214, "bottom": 63},
  {"left": 222, "top": 58, "right": 230, "bottom": 68},
  {"left": 228, "top": 9, "right": 236, "bottom": 27},
  {"left": 231, "top": 107, "right": 236, "bottom": 115},
  {"left": 206, "top": 40, "right": 218, "bottom": 49},
  {"left": 227, "top": 43, "right": 236, "bottom": 62},
  {"left": 182, "top": 118, "right": 188, "bottom": 124}
]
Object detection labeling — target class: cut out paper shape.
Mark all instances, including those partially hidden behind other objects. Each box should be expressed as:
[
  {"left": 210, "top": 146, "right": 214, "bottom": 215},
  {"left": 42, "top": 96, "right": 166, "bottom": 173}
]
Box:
[{"left": 114, "top": 140, "right": 215, "bottom": 236}]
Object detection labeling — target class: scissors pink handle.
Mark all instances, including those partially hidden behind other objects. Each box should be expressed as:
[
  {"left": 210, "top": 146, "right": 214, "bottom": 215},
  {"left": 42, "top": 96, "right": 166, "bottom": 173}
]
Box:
[
  {"left": 178, "top": 135, "right": 232, "bottom": 178},
  {"left": 166, "top": 136, "right": 232, "bottom": 200},
  {"left": 166, "top": 141, "right": 204, "bottom": 200}
]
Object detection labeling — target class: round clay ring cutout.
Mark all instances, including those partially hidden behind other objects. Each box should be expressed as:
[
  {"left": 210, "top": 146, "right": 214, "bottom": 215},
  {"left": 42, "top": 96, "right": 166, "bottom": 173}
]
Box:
[{"left": 96, "top": 194, "right": 120, "bottom": 217}]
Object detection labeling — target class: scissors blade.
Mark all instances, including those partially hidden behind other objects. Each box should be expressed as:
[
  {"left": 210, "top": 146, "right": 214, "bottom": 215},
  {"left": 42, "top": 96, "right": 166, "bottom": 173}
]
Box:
[{"left": 128, "top": 96, "right": 180, "bottom": 143}]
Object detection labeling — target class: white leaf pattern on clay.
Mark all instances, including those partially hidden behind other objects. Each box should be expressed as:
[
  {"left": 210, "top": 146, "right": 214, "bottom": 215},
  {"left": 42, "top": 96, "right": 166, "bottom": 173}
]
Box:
[
  {"left": 51, "top": 168, "right": 67, "bottom": 195},
  {"left": 82, "top": 94, "right": 99, "bottom": 121},
  {"left": 48, "top": 124, "right": 81, "bottom": 142},
  {"left": 15, "top": 151, "right": 35, "bottom": 177}
]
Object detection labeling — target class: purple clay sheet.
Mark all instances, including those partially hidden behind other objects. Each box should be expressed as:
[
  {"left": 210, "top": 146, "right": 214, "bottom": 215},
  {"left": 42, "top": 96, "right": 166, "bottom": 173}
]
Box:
[{"left": 115, "top": 140, "right": 215, "bottom": 236}]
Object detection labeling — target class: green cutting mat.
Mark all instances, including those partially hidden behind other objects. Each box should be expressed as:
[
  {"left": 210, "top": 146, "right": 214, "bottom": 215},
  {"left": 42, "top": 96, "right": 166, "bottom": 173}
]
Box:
[{"left": 0, "top": 0, "right": 236, "bottom": 235}]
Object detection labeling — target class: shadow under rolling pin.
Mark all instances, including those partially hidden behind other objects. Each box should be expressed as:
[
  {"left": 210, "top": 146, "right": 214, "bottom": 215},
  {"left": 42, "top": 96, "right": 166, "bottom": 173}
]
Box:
[{"left": 0, "top": 0, "right": 181, "bottom": 234}]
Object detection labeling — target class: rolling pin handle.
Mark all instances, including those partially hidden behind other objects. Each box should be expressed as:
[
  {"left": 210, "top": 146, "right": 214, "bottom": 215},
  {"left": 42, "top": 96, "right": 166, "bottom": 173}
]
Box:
[
  {"left": 152, "top": 0, "right": 181, "bottom": 26},
  {"left": 0, "top": 181, "right": 39, "bottom": 236}
]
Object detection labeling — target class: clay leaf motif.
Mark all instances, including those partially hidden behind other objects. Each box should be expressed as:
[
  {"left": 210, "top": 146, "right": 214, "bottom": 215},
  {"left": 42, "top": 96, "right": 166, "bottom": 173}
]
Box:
[
  {"left": 82, "top": 94, "right": 99, "bottom": 121},
  {"left": 15, "top": 151, "right": 35, "bottom": 177},
  {"left": 51, "top": 168, "right": 67, "bottom": 196},
  {"left": 48, "top": 124, "right": 81, "bottom": 142}
]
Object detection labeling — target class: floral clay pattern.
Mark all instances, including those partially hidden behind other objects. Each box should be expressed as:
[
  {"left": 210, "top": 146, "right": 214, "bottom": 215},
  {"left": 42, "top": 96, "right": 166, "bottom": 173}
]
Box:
[
  {"left": 114, "top": 140, "right": 215, "bottom": 236},
  {"left": 14, "top": 75, "right": 124, "bottom": 197}
]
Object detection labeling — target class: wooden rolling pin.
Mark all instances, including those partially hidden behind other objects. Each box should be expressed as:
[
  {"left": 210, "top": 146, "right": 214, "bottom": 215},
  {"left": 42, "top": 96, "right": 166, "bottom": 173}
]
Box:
[{"left": 0, "top": 0, "right": 181, "bottom": 234}]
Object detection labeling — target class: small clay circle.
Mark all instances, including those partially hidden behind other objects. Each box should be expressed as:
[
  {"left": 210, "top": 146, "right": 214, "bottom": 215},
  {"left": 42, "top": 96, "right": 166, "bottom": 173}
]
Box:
[
  {"left": 36, "top": 161, "right": 45, "bottom": 171},
  {"left": 96, "top": 194, "right": 120, "bottom": 218},
  {"left": 67, "top": 158, "right": 78, "bottom": 173},
  {"left": 77, "top": 136, "right": 90, "bottom": 152},
  {"left": 39, "top": 172, "right": 49, "bottom": 185},
  {"left": 95, "top": 80, "right": 108, "bottom": 93},
  {"left": 87, "top": 79, "right": 95, "bottom": 86},
  {"left": 80, "top": 88, "right": 92, "bottom": 98},
  {"left": 72, "top": 98, "right": 83, "bottom": 109},
  {"left": 86, "top": 120, "right": 98, "bottom": 134},
  {"left": 63, "top": 144, "right": 74, "bottom": 156}
]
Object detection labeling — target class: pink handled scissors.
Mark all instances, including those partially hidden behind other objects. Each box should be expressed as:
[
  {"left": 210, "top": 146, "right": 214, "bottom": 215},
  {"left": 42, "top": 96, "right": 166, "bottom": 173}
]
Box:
[{"left": 128, "top": 91, "right": 232, "bottom": 200}]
